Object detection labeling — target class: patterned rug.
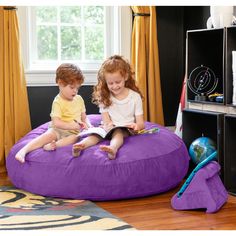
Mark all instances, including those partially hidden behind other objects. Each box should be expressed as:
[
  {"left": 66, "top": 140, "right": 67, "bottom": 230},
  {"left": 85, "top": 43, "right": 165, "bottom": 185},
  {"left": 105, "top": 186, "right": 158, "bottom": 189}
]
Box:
[{"left": 0, "top": 186, "right": 134, "bottom": 230}]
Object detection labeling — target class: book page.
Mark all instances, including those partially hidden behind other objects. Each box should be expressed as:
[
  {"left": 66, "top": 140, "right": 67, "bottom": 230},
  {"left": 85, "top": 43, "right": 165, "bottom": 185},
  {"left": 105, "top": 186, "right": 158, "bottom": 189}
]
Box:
[{"left": 79, "top": 127, "right": 107, "bottom": 138}]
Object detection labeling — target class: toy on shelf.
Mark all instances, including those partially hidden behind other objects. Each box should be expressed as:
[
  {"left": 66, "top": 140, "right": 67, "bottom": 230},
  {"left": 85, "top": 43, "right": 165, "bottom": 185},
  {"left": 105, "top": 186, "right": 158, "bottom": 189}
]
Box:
[
  {"left": 188, "top": 65, "right": 218, "bottom": 102},
  {"left": 208, "top": 92, "right": 223, "bottom": 102},
  {"left": 207, "top": 6, "right": 235, "bottom": 29}
]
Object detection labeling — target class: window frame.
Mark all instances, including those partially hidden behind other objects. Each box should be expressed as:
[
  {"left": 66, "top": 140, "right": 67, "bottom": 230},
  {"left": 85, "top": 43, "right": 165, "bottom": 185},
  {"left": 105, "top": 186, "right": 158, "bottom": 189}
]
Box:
[{"left": 17, "top": 6, "right": 132, "bottom": 86}]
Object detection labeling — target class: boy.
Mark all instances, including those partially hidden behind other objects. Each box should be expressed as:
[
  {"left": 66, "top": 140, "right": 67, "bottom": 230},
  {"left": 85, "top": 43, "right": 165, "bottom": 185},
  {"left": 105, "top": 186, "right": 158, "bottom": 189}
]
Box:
[{"left": 15, "top": 63, "right": 89, "bottom": 163}]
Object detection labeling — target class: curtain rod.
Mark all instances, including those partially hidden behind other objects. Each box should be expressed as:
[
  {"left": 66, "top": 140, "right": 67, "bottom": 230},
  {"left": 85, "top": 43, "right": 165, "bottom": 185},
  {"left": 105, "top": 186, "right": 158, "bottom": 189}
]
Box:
[
  {"left": 3, "top": 6, "right": 17, "bottom": 10},
  {"left": 133, "top": 13, "right": 150, "bottom": 17}
]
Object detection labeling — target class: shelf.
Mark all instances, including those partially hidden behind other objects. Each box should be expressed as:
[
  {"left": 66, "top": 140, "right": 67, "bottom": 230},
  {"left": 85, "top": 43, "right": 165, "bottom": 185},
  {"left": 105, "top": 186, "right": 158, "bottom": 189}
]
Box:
[
  {"left": 225, "top": 26, "right": 236, "bottom": 105},
  {"left": 224, "top": 114, "right": 236, "bottom": 194},
  {"left": 182, "top": 109, "right": 224, "bottom": 179},
  {"left": 187, "top": 28, "right": 224, "bottom": 104}
]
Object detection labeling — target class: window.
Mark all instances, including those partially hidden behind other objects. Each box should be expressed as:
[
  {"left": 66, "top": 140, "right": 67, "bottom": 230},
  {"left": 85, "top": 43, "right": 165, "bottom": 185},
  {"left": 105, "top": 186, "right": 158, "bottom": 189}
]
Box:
[{"left": 18, "top": 6, "right": 132, "bottom": 86}]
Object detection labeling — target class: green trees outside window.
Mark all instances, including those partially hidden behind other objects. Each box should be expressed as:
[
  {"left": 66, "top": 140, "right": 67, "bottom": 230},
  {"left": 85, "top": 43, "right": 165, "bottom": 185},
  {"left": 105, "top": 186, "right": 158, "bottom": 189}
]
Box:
[{"left": 35, "top": 6, "right": 105, "bottom": 62}]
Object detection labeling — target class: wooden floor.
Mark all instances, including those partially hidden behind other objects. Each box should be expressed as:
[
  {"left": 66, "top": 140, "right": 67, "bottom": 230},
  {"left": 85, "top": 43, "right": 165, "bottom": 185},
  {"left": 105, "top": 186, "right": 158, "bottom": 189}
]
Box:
[{"left": 1, "top": 172, "right": 236, "bottom": 230}]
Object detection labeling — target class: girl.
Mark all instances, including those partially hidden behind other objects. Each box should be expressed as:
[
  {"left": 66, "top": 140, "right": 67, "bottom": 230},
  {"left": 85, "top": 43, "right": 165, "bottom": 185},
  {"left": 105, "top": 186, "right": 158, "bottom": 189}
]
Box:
[
  {"left": 72, "top": 55, "right": 145, "bottom": 160},
  {"left": 15, "top": 63, "right": 90, "bottom": 163}
]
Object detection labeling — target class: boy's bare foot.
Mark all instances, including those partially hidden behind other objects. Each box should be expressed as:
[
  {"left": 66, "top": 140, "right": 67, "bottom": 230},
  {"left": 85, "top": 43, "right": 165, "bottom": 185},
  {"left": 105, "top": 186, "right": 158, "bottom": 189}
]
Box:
[
  {"left": 15, "top": 149, "right": 26, "bottom": 163},
  {"left": 72, "top": 143, "right": 85, "bottom": 157},
  {"left": 99, "top": 145, "right": 117, "bottom": 160},
  {"left": 43, "top": 140, "right": 56, "bottom": 151}
]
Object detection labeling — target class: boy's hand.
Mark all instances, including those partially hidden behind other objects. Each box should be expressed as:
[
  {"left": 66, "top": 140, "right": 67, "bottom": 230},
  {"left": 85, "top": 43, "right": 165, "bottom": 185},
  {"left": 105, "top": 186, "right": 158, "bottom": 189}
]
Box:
[
  {"left": 70, "top": 121, "right": 81, "bottom": 131},
  {"left": 74, "top": 120, "right": 88, "bottom": 130},
  {"left": 80, "top": 122, "right": 89, "bottom": 130}
]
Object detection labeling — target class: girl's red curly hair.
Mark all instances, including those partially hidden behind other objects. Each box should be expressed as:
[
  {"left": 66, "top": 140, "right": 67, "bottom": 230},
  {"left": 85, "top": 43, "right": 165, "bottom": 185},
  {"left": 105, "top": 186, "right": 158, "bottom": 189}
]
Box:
[{"left": 92, "top": 55, "right": 143, "bottom": 107}]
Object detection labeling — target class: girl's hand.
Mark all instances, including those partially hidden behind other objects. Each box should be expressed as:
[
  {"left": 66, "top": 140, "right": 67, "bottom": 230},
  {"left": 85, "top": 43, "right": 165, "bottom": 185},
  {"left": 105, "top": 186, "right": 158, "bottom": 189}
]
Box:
[
  {"left": 127, "top": 123, "right": 139, "bottom": 131},
  {"left": 101, "top": 112, "right": 113, "bottom": 131},
  {"left": 104, "top": 122, "right": 114, "bottom": 132}
]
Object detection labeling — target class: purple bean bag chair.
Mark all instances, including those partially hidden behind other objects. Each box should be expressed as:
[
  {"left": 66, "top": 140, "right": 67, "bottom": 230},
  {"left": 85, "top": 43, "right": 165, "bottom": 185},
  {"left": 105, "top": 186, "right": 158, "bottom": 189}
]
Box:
[{"left": 6, "top": 115, "right": 189, "bottom": 201}]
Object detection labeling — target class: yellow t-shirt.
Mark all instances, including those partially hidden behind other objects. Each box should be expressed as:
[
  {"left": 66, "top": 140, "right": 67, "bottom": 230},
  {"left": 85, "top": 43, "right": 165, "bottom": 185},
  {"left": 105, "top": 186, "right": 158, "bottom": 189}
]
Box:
[{"left": 50, "top": 94, "right": 86, "bottom": 123}]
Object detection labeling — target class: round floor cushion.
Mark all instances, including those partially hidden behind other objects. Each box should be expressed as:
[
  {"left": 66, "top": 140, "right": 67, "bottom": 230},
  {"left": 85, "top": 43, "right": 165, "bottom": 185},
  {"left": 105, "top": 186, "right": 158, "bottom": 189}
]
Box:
[{"left": 6, "top": 115, "right": 189, "bottom": 201}]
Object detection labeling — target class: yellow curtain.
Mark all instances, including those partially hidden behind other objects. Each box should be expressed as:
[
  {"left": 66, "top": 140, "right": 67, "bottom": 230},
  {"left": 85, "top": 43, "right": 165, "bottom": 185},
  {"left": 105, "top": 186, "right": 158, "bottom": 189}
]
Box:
[
  {"left": 0, "top": 6, "right": 31, "bottom": 174},
  {"left": 131, "top": 6, "right": 164, "bottom": 125}
]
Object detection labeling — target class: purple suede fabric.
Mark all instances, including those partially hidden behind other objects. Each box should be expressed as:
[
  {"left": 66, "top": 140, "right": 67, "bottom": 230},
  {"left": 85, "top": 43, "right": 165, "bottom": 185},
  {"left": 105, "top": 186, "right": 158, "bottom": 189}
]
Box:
[
  {"left": 6, "top": 115, "right": 189, "bottom": 201},
  {"left": 171, "top": 161, "right": 228, "bottom": 213}
]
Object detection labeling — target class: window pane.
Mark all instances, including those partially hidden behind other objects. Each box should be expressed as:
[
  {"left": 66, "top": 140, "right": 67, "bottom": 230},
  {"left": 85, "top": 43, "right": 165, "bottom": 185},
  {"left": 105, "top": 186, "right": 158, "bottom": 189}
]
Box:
[
  {"left": 61, "top": 26, "right": 81, "bottom": 60},
  {"left": 84, "top": 6, "right": 104, "bottom": 24},
  {"left": 37, "top": 26, "right": 57, "bottom": 60},
  {"left": 60, "top": 6, "right": 81, "bottom": 23},
  {"left": 85, "top": 26, "right": 104, "bottom": 60},
  {"left": 33, "top": 6, "right": 106, "bottom": 64},
  {"left": 36, "top": 6, "right": 57, "bottom": 23}
]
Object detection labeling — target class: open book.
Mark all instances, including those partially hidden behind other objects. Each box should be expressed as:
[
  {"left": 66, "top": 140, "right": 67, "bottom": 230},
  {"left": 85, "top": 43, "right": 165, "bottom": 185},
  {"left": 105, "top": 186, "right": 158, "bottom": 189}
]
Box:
[
  {"left": 78, "top": 126, "right": 159, "bottom": 139},
  {"left": 78, "top": 126, "right": 135, "bottom": 139}
]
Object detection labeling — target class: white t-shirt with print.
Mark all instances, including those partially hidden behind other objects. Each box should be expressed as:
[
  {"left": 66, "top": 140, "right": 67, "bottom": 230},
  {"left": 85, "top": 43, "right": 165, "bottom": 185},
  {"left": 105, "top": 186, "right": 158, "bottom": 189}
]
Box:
[{"left": 99, "top": 89, "right": 143, "bottom": 126}]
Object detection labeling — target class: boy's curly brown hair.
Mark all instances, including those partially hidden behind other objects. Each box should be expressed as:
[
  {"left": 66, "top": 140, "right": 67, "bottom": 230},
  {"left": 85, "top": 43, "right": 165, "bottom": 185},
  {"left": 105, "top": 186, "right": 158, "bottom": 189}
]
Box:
[
  {"left": 92, "top": 55, "right": 143, "bottom": 107},
  {"left": 56, "top": 63, "right": 84, "bottom": 85}
]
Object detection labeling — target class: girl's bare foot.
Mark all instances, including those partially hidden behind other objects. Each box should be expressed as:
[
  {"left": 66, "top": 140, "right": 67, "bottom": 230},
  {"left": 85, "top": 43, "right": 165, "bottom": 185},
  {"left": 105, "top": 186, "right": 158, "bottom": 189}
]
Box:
[
  {"left": 15, "top": 149, "right": 26, "bottom": 163},
  {"left": 99, "top": 145, "right": 117, "bottom": 160},
  {"left": 72, "top": 143, "right": 85, "bottom": 157},
  {"left": 43, "top": 140, "right": 56, "bottom": 151}
]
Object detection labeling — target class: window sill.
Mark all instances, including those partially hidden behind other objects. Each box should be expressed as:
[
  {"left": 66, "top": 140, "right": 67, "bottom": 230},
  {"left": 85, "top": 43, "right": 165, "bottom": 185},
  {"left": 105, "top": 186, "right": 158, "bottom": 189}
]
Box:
[{"left": 25, "top": 70, "right": 97, "bottom": 87}]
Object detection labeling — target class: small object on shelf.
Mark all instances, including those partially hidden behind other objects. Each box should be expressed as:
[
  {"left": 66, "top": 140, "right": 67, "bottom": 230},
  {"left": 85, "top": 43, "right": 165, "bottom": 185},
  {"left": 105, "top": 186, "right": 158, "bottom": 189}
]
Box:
[
  {"left": 215, "top": 95, "right": 224, "bottom": 103},
  {"left": 188, "top": 65, "right": 218, "bottom": 102},
  {"left": 208, "top": 92, "right": 223, "bottom": 102},
  {"left": 195, "top": 93, "right": 206, "bottom": 101},
  {"left": 206, "top": 6, "right": 235, "bottom": 29}
]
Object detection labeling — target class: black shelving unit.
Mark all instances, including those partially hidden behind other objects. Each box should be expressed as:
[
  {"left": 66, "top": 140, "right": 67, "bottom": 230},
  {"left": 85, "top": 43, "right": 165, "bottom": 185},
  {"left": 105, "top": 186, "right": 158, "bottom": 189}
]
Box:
[
  {"left": 184, "top": 27, "right": 236, "bottom": 194},
  {"left": 224, "top": 114, "right": 236, "bottom": 195},
  {"left": 182, "top": 109, "right": 224, "bottom": 179}
]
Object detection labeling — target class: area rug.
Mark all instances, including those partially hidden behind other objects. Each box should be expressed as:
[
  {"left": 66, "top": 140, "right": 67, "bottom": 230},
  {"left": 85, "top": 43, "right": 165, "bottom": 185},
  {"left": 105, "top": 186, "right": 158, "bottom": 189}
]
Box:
[{"left": 0, "top": 186, "right": 134, "bottom": 230}]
